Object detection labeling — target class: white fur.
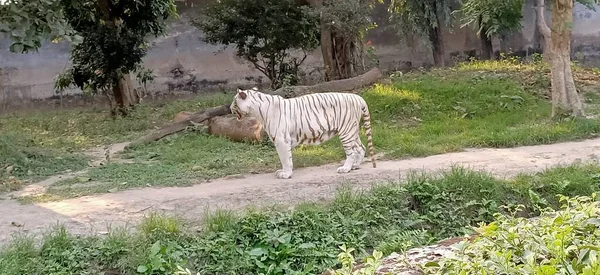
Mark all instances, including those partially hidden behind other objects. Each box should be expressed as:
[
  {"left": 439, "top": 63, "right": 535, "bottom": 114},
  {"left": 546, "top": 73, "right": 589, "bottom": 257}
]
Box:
[{"left": 231, "top": 88, "right": 375, "bottom": 179}]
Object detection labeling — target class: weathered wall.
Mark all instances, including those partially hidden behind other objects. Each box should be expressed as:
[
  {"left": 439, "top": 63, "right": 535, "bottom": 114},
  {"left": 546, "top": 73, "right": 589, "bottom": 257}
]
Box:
[{"left": 0, "top": 0, "right": 599, "bottom": 111}]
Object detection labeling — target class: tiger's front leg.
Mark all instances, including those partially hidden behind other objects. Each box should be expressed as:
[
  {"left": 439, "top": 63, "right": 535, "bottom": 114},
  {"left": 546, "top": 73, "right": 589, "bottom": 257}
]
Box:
[{"left": 274, "top": 139, "right": 293, "bottom": 179}]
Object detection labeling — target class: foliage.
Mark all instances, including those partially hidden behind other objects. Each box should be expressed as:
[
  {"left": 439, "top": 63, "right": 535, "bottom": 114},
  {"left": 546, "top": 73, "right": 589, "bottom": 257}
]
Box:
[
  {"left": 424, "top": 194, "right": 600, "bottom": 274},
  {"left": 458, "top": 0, "right": 524, "bottom": 38},
  {"left": 195, "top": 0, "right": 320, "bottom": 88},
  {"left": 387, "top": 0, "right": 454, "bottom": 45},
  {"left": 4, "top": 165, "right": 600, "bottom": 274},
  {"left": 55, "top": 0, "right": 177, "bottom": 94},
  {"left": 321, "top": 0, "right": 378, "bottom": 40},
  {"left": 0, "top": 0, "right": 81, "bottom": 53},
  {"left": 327, "top": 245, "right": 388, "bottom": 275},
  {"left": 576, "top": 0, "right": 600, "bottom": 11}
]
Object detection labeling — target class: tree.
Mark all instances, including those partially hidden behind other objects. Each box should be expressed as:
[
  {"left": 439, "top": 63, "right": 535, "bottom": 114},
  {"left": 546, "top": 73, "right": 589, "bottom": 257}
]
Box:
[
  {"left": 458, "top": 0, "right": 524, "bottom": 60},
  {"left": 388, "top": 0, "right": 454, "bottom": 67},
  {"left": 0, "top": 0, "right": 81, "bottom": 53},
  {"left": 304, "top": 0, "right": 378, "bottom": 81},
  {"left": 196, "top": 0, "right": 320, "bottom": 89},
  {"left": 534, "top": 0, "right": 598, "bottom": 117},
  {"left": 56, "top": 0, "right": 177, "bottom": 116}
]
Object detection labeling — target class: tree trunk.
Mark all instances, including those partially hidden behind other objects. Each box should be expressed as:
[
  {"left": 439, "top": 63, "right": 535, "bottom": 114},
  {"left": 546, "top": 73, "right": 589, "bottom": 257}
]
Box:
[
  {"left": 429, "top": 12, "right": 446, "bottom": 67},
  {"left": 309, "top": 0, "right": 355, "bottom": 81},
  {"left": 534, "top": 0, "right": 584, "bottom": 117},
  {"left": 112, "top": 74, "right": 139, "bottom": 116},
  {"left": 479, "top": 30, "right": 493, "bottom": 60},
  {"left": 321, "top": 21, "right": 338, "bottom": 81}
]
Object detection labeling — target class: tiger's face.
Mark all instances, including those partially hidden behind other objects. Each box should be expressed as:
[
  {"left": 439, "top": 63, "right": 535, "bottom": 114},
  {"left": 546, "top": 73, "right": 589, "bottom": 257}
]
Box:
[{"left": 231, "top": 87, "right": 257, "bottom": 120}]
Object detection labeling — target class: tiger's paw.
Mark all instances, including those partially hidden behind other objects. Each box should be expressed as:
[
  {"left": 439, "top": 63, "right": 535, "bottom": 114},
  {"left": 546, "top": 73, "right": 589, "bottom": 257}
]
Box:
[
  {"left": 337, "top": 166, "right": 352, "bottom": 173},
  {"left": 275, "top": 170, "right": 293, "bottom": 179}
]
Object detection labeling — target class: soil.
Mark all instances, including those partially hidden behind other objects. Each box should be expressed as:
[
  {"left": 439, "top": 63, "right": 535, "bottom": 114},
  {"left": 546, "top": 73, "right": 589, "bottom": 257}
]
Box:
[{"left": 1, "top": 138, "right": 600, "bottom": 244}]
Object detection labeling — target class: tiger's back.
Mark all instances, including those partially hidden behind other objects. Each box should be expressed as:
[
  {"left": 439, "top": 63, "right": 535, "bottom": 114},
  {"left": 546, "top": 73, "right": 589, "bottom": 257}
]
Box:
[{"left": 285, "top": 92, "right": 368, "bottom": 147}]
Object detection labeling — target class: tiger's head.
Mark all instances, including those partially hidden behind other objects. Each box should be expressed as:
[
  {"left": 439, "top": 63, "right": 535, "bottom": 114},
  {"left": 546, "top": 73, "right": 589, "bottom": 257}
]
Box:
[{"left": 231, "top": 87, "right": 259, "bottom": 120}]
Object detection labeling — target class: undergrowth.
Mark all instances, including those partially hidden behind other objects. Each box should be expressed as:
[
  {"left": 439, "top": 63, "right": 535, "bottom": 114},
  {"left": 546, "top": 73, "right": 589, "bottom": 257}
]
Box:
[
  {"left": 424, "top": 194, "right": 600, "bottom": 274},
  {"left": 2, "top": 164, "right": 600, "bottom": 274}
]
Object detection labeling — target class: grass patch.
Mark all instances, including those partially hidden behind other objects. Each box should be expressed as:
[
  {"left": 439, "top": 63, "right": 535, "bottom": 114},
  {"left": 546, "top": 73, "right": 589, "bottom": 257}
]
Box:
[
  {"left": 4, "top": 59, "right": 600, "bottom": 198},
  {"left": 0, "top": 135, "right": 88, "bottom": 193},
  {"left": 0, "top": 93, "right": 233, "bottom": 151},
  {"left": 2, "top": 164, "right": 600, "bottom": 274}
]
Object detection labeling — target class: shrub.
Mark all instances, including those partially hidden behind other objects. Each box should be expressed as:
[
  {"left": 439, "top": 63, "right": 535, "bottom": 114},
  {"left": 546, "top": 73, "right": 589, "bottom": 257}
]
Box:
[{"left": 424, "top": 194, "right": 600, "bottom": 274}]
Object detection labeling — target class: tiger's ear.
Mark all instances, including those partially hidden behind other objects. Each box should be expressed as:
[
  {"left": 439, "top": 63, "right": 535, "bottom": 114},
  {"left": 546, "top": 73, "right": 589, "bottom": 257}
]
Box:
[
  {"left": 237, "top": 88, "right": 247, "bottom": 100},
  {"left": 251, "top": 87, "right": 258, "bottom": 91}
]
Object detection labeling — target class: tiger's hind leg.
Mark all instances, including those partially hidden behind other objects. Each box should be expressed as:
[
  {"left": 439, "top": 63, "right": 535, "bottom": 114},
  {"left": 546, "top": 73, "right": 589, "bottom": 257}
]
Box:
[
  {"left": 352, "top": 141, "right": 366, "bottom": 170},
  {"left": 337, "top": 132, "right": 361, "bottom": 174}
]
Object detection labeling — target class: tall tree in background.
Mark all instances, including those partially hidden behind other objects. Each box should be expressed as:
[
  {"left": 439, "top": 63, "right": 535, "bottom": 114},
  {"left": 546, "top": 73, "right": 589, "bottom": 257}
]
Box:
[
  {"left": 458, "top": 0, "right": 523, "bottom": 60},
  {"left": 197, "top": 0, "right": 320, "bottom": 89},
  {"left": 534, "top": 0, "right": 598, "bottom": 117},
  {"left": 56, "top": 0, "right": 177, "bottom": 116},
  {"left": 304, "top": 0, "right": 378, "bottom": 81},
  {"left": 388, "top": 0, "right": 454, "bottom": 67},
  {"left": 0, "top": 0, "right": 81, "bottom": 53}
]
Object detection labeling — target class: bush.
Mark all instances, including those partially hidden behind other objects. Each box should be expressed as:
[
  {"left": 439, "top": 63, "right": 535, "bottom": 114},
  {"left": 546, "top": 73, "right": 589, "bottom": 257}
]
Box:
[{"left": 424, "top": 194, "right": 600, "bottom": 275}]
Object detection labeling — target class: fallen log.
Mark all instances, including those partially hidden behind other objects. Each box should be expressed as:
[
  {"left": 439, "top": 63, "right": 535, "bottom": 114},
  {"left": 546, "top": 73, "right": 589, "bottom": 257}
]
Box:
[
  {"left": 129, "top": 104, "right": 231, "bottom": 147},
  {"left": 208, "top": 116, "right": 264, "bottom": 143},
  {"left": 128, "top": 67, "right": 383, "bottom": 147}
]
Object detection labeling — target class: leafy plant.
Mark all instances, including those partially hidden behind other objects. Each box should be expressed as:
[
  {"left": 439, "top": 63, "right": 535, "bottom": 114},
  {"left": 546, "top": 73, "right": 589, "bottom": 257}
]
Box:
[
  {"left": 136, "top": 240, "right": 186, "bottom": 274},
  {"left": 424, "top": 194, "right": 600, "bottom": 274},
  {"left": 327, "top": 244, "right": 389, "bottom": 275},
  {"left": 195, "top": 0, "right": 320, "bottom": 88}
]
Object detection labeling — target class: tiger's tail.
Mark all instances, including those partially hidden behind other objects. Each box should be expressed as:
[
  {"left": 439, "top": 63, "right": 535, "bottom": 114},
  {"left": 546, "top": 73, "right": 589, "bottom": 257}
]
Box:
[{"left": 361, "top": 103, "right": 376, "bottom": 168}]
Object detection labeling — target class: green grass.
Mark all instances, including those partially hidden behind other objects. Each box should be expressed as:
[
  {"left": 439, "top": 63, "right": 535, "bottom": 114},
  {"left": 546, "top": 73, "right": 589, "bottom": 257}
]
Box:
[
  {"left": 3, "top": 59, "right": 600, "bottom": 199},
  {"left": 0, "top": 93, "right": 233, "bottom": 151},
  {"left": 2, "top": 164, "right": 600, "bottom": 275},
  {"left": 0, "top": 135, "right": 89, "bottom": 193}
]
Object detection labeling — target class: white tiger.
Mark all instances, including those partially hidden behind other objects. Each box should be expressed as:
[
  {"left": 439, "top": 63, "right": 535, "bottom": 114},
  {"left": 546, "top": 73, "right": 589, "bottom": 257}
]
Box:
[{"left": 231, "top": 87, "right": 376, "bottom": 179}]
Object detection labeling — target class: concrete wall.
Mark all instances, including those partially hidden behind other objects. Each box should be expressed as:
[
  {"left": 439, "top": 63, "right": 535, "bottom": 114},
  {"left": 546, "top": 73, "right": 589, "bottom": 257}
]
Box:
[{"left": 1, "top": 0, "right": 599, "bottom": 111}]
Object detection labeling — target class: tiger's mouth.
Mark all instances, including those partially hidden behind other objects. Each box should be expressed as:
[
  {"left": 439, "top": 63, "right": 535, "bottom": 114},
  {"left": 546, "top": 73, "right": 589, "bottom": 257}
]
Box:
[{"left": 231, "top": 104, "right": 243, "bottom": 120}]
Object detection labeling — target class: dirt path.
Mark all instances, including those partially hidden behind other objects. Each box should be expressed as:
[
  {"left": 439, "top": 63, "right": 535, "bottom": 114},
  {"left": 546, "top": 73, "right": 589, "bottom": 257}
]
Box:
[{"left": 2, "top": 138, "right": 600, "bottom": 244}]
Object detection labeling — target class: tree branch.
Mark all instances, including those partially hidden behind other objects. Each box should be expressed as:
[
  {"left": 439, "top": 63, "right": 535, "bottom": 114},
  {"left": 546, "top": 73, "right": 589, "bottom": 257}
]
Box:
[{"left": 534, "top": 0, "right": 552, "bottom": 40}]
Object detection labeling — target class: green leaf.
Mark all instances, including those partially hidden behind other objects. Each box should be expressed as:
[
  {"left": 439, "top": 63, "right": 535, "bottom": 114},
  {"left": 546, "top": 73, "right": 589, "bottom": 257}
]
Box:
[
  {"left": 137, "top": 265, "right": 148, "bottom": 273},
  {"left": 150, "top": 241, "right": 161, "bottom": 256},
  {"left": 249, "top": 247, "right": 266, "bottom": 256},
  {"left": 424, "top": 261, "right": 440, "bottom": 267},
  {"left": 9, "top": 43, "right": 24, "bottom": 53},
  {"left": 299, "top": 242, "right": 316, "bottom": 249}
]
